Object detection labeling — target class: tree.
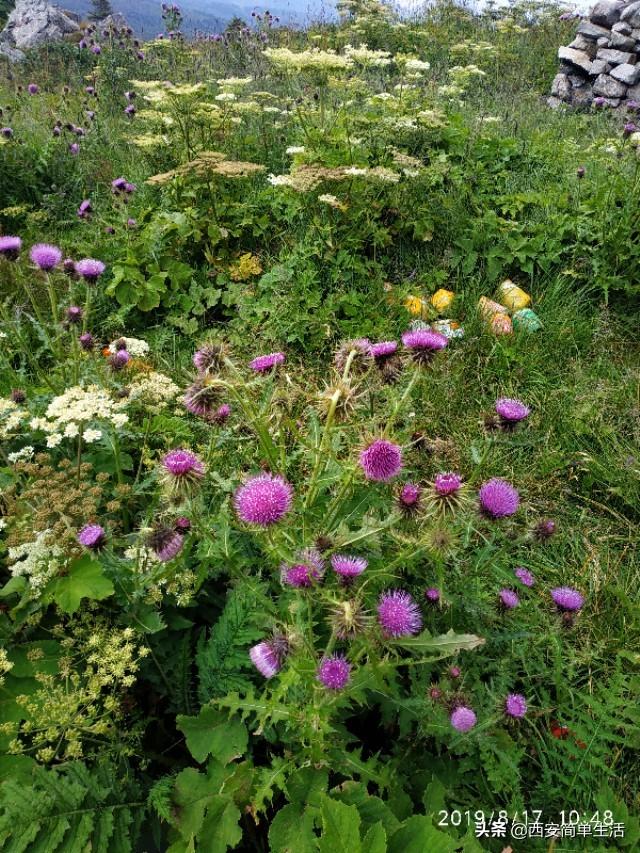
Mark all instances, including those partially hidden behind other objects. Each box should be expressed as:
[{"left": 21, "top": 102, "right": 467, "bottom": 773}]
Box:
[{"left": 88, "top": 0, "right": 114, "bottom": 22}]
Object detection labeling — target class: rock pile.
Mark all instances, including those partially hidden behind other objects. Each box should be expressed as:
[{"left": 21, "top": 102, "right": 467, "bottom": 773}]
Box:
[
  {"left": 0, "top": 0, "right": 80, "bottom": 61},
  {"left": 550, "top": 0, "right": 640, "bottom": 107}
]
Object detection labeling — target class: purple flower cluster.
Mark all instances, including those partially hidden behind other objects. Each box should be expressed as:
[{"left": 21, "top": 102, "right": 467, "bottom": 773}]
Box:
[
  {"left": 550, "top": 587, "right": 584, "bottom": 612},
  {"left": 450, "top": 706, "right": 476, "bottom": 732},
  {"left": 30, "top": 243, "right": 62, "bottom": 271},
  {"left": 249, "top": 351, "right": 285, "bottom": 373},
  {"left": 495, "top": 398, "right": 530, "bottom": 424},
  {"left": 478, "top": 478, "right": 520, "bottom": 518},
  {"left": 505, "top": 693, "right": 527, "bottom": 718},
  {"left": 77, "top": 523, "right": 106, "bottom": 549},
  {"left": 234, "top": 473, "right": 293, "bottom": 526},
  {"left": 377, "top": 590, "right": 422, "bottom": 637},
  {"left": 331, "top": 554, "right": 368, "bottom": 579},
  {"left": 317, "top": 655, "right": 351, "bottom": 690},
  {"left": 359, "top": 439, "right": 403, "bottom": 482}
]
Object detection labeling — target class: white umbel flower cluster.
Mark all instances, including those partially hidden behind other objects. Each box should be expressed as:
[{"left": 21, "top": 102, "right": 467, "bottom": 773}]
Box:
[
  {"left": 108, "top": 337, "right": 150, "bottom": 357},
  {"left": 8, "top": 530, "right": 63, "bottom": 591},
  {"left": 29, "top": 385, "right": 129, "bottom": 447},
  {"left": 0, "top": 399, "right": 26, "bottom": 438},
  {"left": 128, "top": 372, "right": 180, "bottom": 411}
]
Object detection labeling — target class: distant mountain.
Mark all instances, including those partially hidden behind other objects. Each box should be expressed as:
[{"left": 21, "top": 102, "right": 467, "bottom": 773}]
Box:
[{"left": 59, "top": 0, "right": 335, "bottom": 36}]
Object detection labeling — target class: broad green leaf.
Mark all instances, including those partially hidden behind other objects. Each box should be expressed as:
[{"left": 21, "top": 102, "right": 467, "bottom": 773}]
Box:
[
  {"left": 47, "top": 556, "right": 114, "bottom": 614},
  {"left": 172, "top": 768, "right": 213, "bottom": 840},
  {"left": 318, "top": 796, "right": 362, "bottom": 853},
  {"left": 390, "top": 629, "right": 485, "bottom": 656},
  {"left": 176, "top": 706, "right": 247, "bottom": 764},
  {"left": 197, "top": 795, "right": 242, "bottom": 853},
  {"left": 268, "top": 803, "right": 318, "bottom": 853},
  {"left": 422, "top": 776, "right": 447, "bottom": 816},
  {"left": 363, "top": 822, "right": 387, "bottom": 853},
  {"left": 286, "top": 766, "right": 328, "bottom": 808},
  {"left": 389, "top": 816, "right": 458, "bottom": 853}
]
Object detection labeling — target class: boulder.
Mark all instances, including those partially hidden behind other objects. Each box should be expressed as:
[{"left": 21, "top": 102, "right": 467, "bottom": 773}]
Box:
[
  {"left": 612, "top": 21, "right": 632, "bottom": 34},
  {"left": 572, "top": 84, "right": 594, "bottom": 106},
  {"left": 591, "top": 0, "right": 625, "bottom": 28},
  {"left": 590, "top": 59, "right": 612, "bottom": 75},
  {"left": 551, "top": 73, "right": 572, "bottom": 99},
  {"left": 609, "top": 31, "right": 635, "bottom": 50},
  {"left": 569, "top": 34, "right": 598, "bottom": 58},
  {"left": 0, "top": 0, "right": 79, "bottom": 60},
  {"left": 595, "top": 47, "right": 635, "bottom": 64},
  {"left": 610, "top": 62, "right": 640, "bottom": 83},
  {"left": 621, "top": 1, "right": 640, "bottom": 27},
  {"left": 627, "top": 82, "right": 640, "bottom": 97},
  {"left": 593, "top": 72, "right": 628, "bottom": 96},
  {"left": 558, "top": 46, "right": 593, "bottom": 74},
  {"left": 577, "top": 21, "right": 615, "bottom": 40}
]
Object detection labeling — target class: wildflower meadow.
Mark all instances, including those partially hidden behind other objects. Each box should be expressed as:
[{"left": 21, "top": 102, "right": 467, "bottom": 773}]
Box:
[{"left": 0, "top": 0, "right": 639, "bottom": 850}]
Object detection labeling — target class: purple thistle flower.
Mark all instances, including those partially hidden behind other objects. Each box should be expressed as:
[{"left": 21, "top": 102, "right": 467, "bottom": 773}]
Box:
[
  {"left": 593, "top": 96, "right": 606, "bottom": 108},
  {"left": 213, "top": 404, "right": 231, "bottom": 425},
  {"left": 192, "top": 343, "right": 225, "bottom": 374},
  {"left": 77, "top": 523, "right": 105, "bottom": 549},
  {"left": 234, "top": 473, "right": 293, "bottom": 526},
  {"left": 30, "top": 243, "right": 62, "bottom": 271},
  {"left": 535, "top": 519, "right": 556, "bottom": 540},
  {"left": 399, "top": 482, "right": 421, "bottom": 514},
  {"left": 331, "top": 554, "right": 368, "bottom": 578},
  {"left": 75, "top": 258, "right": 105, "bottom": 282},
  {"left": 623, "top": 122, "right": 637, "bottom": 137},
  {"left": 450, "top": 706, "right": 477, "bottom": 732},
  {"left": 162, "top": 449, "right": 205, "bottom": 479},
  {"left": 0, "top": 236, "right": 22, "bottom": 260},
  {"left": 249, "top": 641, "right": 281, "bottom": 679},
  {"left": 149, "top": 525, "right": 185, "bottom": 562},
  {"left": 109, "top": 350, "right": 130, "bottom": 370},
  {"left": 124, "top": 104, "right": 136, "bottom": 117},
  {"left": 124, "top": 182, "right": 136, "bottom": 194},
  {"left": 317, "top": 655, "right": 351, "bottom": 690},
  {"left": 69, "top": 143, "right": 80, "bottom": 155},
  {"left": 282, "top": 562, "right": 319, "bottom": 588},
  {"left": 551, "top": 587, "right": 584, "bottom": 612},
  {"left": 28, "top": 83, "right": 39, "bottom": 95},
  {"left": 370, "top": 340, "right": 398, "bottom": 360},
  {"left": 175, "top": 516, "right": 191, "bottom": 532},
  {"left": 183, "top": 379, "right": 223, "bottom": 422},
  {"left": 112, "top": 177, "right": 127, "bottom": 192},
  {"left": 434, "top": 472, "right": 462, "bottom": 497},
  {"left": 79, "top": 332, "right": 94, "bottom": 350},
  {"left": 249, "top": 351, "right": 285, "bottom": 373},
  {"left": 577, "top": 166, "right": 585, "bottom": 179},
  {"left": 377, "top": 589, "right": 422, "bottom": 637},
  {"left": 425, "top": 587, "right": 440, "bottom": 603},
  {"left": 478, "top": 478, "right": 520, "bottom": 518},
  {"left": 495, "top": 397, "right": 530, "bottom": 424},
  {"left": 401, "top": 328, "right": 448, "bottom": 364},
  {"left": 505, "top": 693, "right": 527, "bottom": 718},
  {"left": 514, "top": 567, "right": 535, "bottom": 587},
  {"left": 77, "top": 199, "right": 92, "bottom": 218},
  {"left": 125, "top": 91, "right": 136, "bottom": 101},
  {"left": 359, "top": 439, "right": 403, "bottom": 482},
  {"left": 66, "top": 305, "right": 83, "bottom": 324},
  {"left": 499, "top": 589, "right": 520, "bottom": 609},
  {"left": 127, "top": 218, "right": 137, "bottom": 228},
  {"left": 0, "top": 127, "right": 13, "bottom": 139},
  {"left": 92, "top": 44, "right": 101, "bottom": 54},
  {"left": 449, "top": 665, "right": 461, "bottom": 678},
  {"left": 63, "top": 258, "right": 76, "bottom": 275}
]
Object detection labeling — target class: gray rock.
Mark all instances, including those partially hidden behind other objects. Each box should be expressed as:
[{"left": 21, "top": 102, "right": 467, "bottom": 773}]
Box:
[
  {"left": 593, "top": 72, "right": 628, "bottom": 96},
  {"left": 572, "top": 84, "right": 594, "bottom": 107},
  {"left": 612, "top": 21, "right": 632, "bottom": 34},
  {"left": 558, "top": 46, "right": 593, "bottom": 74},
  {"left": 551, "top": 73, "right": 572, "bottom": 99},
  {"left": 590, "top": 59, "right": 612, "bottom": 75},
  {"left": 597, "top": 37, "right": 611, "bottom": 47},
  {"left": 631, "top": 28, "right": 640, "bottom": 39},
  {"left": 569, "top": 34, "right": 598, "bottom": 57},
  {"left": 0, "top": 0, "right": 79, "bottom": 58},
  {"left": 595, "top": 48, "right": 635, "bottom": 64},
  {"left": 591, "top": 0, "right": 625, "bottom": 28},
  {"left": 609, "top": 31, "right": 635, "bottom": 50},
  {"left": 621, "top": 1, "right": 640, "bottom": 27},
  {"left": 568, "top": 74, "right": 587, "bottom": 87},
  {"left": 610, "top": 62, "right": 640, "bottom": 83},
  {"left": 577, "top": 21, "right": 615, "bottom": 39},
  {"left": 603, "top": 97, "right": 622, "bottom": 106},
  {"left": 547, "top": 96, "right": 565, "bottom": 109},
  {"left": 626, "top": 82, "right": 640, "bottom": 98}
]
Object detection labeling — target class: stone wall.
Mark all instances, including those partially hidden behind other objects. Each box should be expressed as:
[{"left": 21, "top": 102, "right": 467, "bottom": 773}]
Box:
[{"left": 550, "top": 0, "right": 640, "bottom": 107}]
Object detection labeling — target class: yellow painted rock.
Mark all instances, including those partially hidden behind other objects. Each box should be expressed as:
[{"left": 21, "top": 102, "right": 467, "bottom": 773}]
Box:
[
  {"left": 430, "top": 288, "right": 455, "bottom": 313},
  {"left": 405, "top": 295, "right": 428, "bottom": 317},
  {"left": 498, "top": 279, "right": 531, "bottom": 311}
]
